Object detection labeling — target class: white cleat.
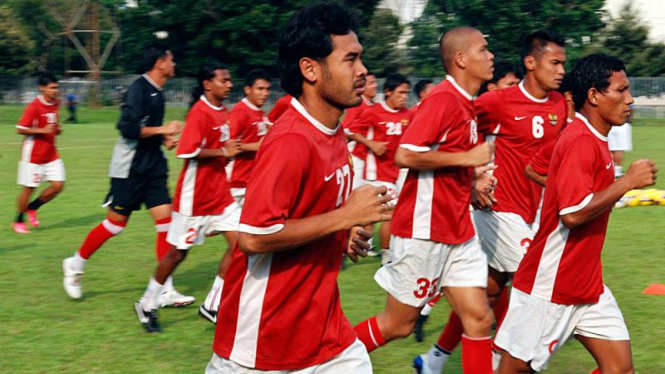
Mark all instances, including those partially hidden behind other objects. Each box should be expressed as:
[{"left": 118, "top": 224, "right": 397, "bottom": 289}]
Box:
[
  {"left": 62, "top": 257, "right": 84, "bottom": 299},
  {"left": 159, "top": 288, "right": 195, "bottom": 308}
]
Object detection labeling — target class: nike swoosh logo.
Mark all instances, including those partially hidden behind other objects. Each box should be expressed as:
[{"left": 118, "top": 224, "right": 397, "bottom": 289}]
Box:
[
  {"left": 514, "top": 116, "right": 527, "bottom": 120},
  {"left": 212, "top": 126, "right": 221, "bottom": 130},
  {"left": 151, "top": 93, "right": 158, "bottom": 97},
  {"left": 606, "top": 162, "right": 613, "bottom": 169},
  {"left": 324, "top": 172, "right": 336, "bottom": 182}
]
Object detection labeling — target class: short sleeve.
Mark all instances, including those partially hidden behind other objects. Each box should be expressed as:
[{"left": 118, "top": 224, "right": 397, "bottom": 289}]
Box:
[
  {"left": 347, "top": 107, "right": 373, "bottom": 136},
  {"left": 239, "top": 133, "right": 310, "bottom": 234},
  {"left": 341, "top": 105, "right": 362, "bottom": 131},
  {"left": 268, "top": 96, "right": 291, "bottom": 123},
  {"left": 530, "top": 139, "right": 556, "bottom": 175},
  {"left": 556, "top": 136, "right": 597, "bottom": 216},
  {"left": 177, "top": 109, "right": 208, "bottom": 158},
  {"left": 17, "top": 103, "right": 37, "bottom": 129},
  {"left": 228, "top": 107, "right": 248, "bottom": 139},
  {"left": 399, "top": 92, "right": 457, "bottom": 152},
  {"left": 475, "top": 91, "right": 501, "bottom": 134},
  {"left": 116, "top": 83, "right": 147, "bottom": 139}
]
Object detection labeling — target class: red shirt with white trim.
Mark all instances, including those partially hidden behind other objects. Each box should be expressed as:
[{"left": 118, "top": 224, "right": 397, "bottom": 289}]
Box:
[
  {"left": 267, "top": 94, "right": 292, "bottom": 123},
  {"left": 391, "top": 76, "right": 477, "bottom": 244},
  {"left": 342, "top": 97, "right": 373, "bottom": 160},
  {"left": 172, "top": 96, "right": 235, "bottom": 216},
  {"left": 475, "top": 82, "right": 568, "bottom": 224},
  {"left": 213, "top": 98, "right": 356, "bottom": 370},
  {"left": 513, "top": 113, "right": 615, "bottom": 305},
  {"left": 348, "top": 102, "right": 411, "bottom": 183},
  {"left": 529, "top": 117, "right": 574, "bottom": 176},
  {"left": 228, "top": 98, "right": 269, "bottom": 189},
  {"left": 17, "top": 97, "right": 60, "bottom": 164}
]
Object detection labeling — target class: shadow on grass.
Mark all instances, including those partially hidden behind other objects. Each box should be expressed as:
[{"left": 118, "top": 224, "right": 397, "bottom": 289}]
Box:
[
  {"left": 0, "top": 243, "right": 31, "bottom": 254},
  {"left": 39, "top": 213, "right": 104, "bottom": 231}
]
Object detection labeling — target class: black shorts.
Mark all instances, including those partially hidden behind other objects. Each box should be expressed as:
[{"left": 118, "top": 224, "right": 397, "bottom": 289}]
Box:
[{"left": 103, "top": 174, "right": 171, "bottom": 216}]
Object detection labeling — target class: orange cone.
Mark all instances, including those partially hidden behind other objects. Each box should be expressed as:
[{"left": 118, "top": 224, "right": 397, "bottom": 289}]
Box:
[{"left": 642, "top": 284, "right": 665, "bottom": 295}]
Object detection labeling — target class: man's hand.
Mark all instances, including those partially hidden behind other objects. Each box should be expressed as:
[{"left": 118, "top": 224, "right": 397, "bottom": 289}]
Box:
[
  {"left": 341, "top": 184, "right": 393, "bottom": 228},
  {"left": 472, "top": 164, "right": 498, "bottom": 210},
  {"left": 161, "top": 120, "right": 183, "bottom": 136},
  {"left": 367, "top": 140, "right": 389, "bottom": 156},
  {"left": 223, "top": 139, "right": 242, "bottom": 158},
  {"left": 624, "top": 159, "right": 658, "bottom": 189},
  {"left": 163, "top": 134, "right": 178, "bottom": 150},
  {"left": 41, "top": 124, "right": 56, "bottom": 134},
  {"left": 465, "top": 142, "right": 495, "bottom": 167},
  {"left": 346, "top": 227, "right": 373, "bottom": 263}
]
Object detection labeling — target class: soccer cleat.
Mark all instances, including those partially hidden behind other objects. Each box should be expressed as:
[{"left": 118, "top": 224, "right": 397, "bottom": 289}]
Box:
[
  {"left": 27, "top": 210, "right": 40, "bottom": 227},
  {"left": 159, "top": 288, "right": 195, "bottom": 308},
  {"left": 413, "top": 355, "right": 430, "bottom": 374},
  {"left": 365, "top": 249, "right": 380, "bottom": 257},
  {"left": 413, "top": 346, "right": 449, "bottom": 374},
  {"left": 135, "top": 301, "right": 161, "bottom": 333},
  {"left": 62, "top": 257, "right": 84, "bottom": 299},
  {"left": 413, "top": 314, "right": 429, "bottom": 342},
  {"left": 199, "top": 304, "right": 217, "bottom": 325},
  {"left": 12, "top": 222, "right": 30, "bottom": 234}
]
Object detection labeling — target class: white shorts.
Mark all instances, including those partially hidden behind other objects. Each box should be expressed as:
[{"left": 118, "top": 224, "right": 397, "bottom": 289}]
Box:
[
  {"left": 230, "top": 188, "right": 246, "bottom": 207},
  {"left": 607, "top": 123, "right": 632, "bottom": 152},
  {"left": 17, "top": 159, "right": 66, "bottom": 187},
  {"left": 351, "top": 155, "right": 366, "bottom": 190},
  {"left": 473, "top": 210, "right": 534, "bottom": 273},
  {"left": 205, "top": 339, "right": 372, "bottom": 374},
  {"left": 167, "top": 202, "right": 241, "bottom": 250},
  {"left": 374, "top": 236, "right": 488, "bottom": 308},
  {"left": 495, "top": 286, "right": 629, "bottom": 372},
  {"left": 365, "top": 180, "right": 399, "bottom": 203}
]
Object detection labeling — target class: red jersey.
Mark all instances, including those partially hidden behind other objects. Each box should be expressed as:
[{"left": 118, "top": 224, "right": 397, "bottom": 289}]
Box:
[
  {"left": 513, "top": 113, "right": 615, "bottom": 305},
  {"left": 349, "top": 102, "right": 411, "bottom": 183},
  {"left": 410, "top": 101, "right": 422, "bottom": 117},
  {"left": 267, "top": 94, "right": 292, "bottom": 123},
  {"left": 172, "top": 96, "right": 235, "bottom": 216},
  {"left": 342, "top": 97, "right": 373, "bottom": 160},
  {"left": 475, "top": 82, "right": 568, "bottom": 224},
  {"left": 529, "top": 117, "right": 575, "bottom": 176},
  {"left": 228, "top": 98, "right": 269, "bottom": 189},
  {"left": 17, "top": 96, "right": 60, "bottom": 164},
  {"left": 213, "top": 98, "right": 356, "bottom": 370},
  {"left": 391, "top": 76, "right": 477, "bottom": 244}
]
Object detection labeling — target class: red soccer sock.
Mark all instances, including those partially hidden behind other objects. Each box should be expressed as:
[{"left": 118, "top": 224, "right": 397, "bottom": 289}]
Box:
[
  {"left": 78, "top": 218, "right": 127, "bottom": 259},
  {"left": 436, "top": 311, "right": 464, "bottom": 352},
  {"left": 154, "top": 217, "right": 171, "bottom": 261},
  {"left": 590, "top": 369, "right": 601, "bottom": 374},
  {"left": 354, "top": 317, "right": 386, "bottom": 353},
  {"left": 461, "top": 335, "right": 493, "bottom": 374}
]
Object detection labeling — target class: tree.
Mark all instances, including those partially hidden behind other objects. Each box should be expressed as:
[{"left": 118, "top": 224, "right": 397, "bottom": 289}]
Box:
[
  {"left": 0, "top": 5, "right": 36, "bottom": 75},
  {"left": 359, "top": 9, "right": 405, "bottom": 76}
]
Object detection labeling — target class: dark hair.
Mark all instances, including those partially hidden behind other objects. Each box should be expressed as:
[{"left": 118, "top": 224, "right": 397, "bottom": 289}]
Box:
[
  {"left": 521, "top": 30, "right": 565, "bottom": 61},
  {"left": 278, "top": 1, "right": 359, "bottom": 98},
  {"left": 142, "top": 43, "right": 170, "bottom": 73},
  {"left": 245, "top": 69, "right": 270, "bottom": 88},
  {"left": 569, "top": 53, "right": 626, "bottom": 111},
  {"left": 38, "top": 72, "right": 58, "bottom": 86},
  {"left": 190, "top": 61, "right": 227, "bottom": 109},
  {"left": 414, "top": 79, "right": 433, "bottom": 98},
  {"left": 384, "top": 73, "right": 410, "bottom": 93},
  {"left": 478, "top": 60, "right": 521, "bottom": 95},
  {"left": 557, "top": 73, "right": 572, "bottom": 95}
]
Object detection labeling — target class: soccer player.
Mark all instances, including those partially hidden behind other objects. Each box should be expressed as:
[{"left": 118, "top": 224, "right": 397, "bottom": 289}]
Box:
[
  {"left": 496, "top": 53, "right": 656, "bottom": 374},
  {"left": 347, "top": 73, "right": 412, "bottom": 264},
  {"left": 353, "top": 27, "right": 497, "bottom": 374},
  {"left": 66, "top": 90, "right": 78, "bottom": 123},
  {"left": 14, "top": 73, "right": 65, "bottom": 234},
  {"left": 267, "top": 93, "right": 292, "bottom": 123},
  {"left": 205, "top": 3, "right": 392, "bottom": 373},
  {"left": 411, "top": 78, "right": 433, "bottom": 112},
  {"left": 415, "top": 30, "right": 568, "bottom": 374},
  {"left": 62, "top": 45, "right": 189, "bottom": 307},
  {"left": 135, "top": 61, "right": 241, "bottom": 332},
  {"left": 343, "top": 73, "right": 377, "bottom": 191},
  {"left": 227, "top": 69, "right": 272, "bottom": 206},
  {"left": 607, "top": 106, "right": 633, "bottom": 177}
]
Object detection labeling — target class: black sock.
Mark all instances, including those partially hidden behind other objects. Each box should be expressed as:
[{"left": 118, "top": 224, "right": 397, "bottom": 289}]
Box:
[
  {"left": 27, "top": 198, "right": 45, "bottom": 211},
  {"left": 16, "top": 213, "right": 25, "bottom": 223}
]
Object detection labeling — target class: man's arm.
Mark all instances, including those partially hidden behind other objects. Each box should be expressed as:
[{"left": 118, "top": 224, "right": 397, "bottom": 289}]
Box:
[
  {"left": 525, "top": 163, "right": 547, "bottom": 187},
  {"left": 395, "top": 142, "right": 494, "bottom": 170},
  {"left": 17, "top": 125, "right": 55, "bottom": 135},
  {"left": 347, "top": 132, "right": 388, "bottom": 156}
]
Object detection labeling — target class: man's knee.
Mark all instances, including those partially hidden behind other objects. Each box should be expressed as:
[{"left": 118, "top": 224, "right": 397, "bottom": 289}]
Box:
[
  {"left": 51, "top": 181, "right": 64, "bottom": 193},
  {"left": 461, "top": 306, "right": 494, "bottom": 336}
]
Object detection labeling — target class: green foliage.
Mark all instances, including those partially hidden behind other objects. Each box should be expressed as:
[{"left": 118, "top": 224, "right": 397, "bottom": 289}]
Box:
[
  {"left": 0, "top": 6, "right": 36, "bottom": 74},
  {"left": 359, "top": 9, "right": 406, "bottom": 76}
]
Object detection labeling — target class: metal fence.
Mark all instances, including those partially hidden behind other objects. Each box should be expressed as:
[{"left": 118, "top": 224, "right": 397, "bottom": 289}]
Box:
[{"left": 2, "top": 75, "right": 665, "bottom": 117}]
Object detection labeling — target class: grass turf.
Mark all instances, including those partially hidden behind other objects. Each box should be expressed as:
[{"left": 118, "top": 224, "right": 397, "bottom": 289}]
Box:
[{"left": 0, "top": 105, "right": 663, "bottom": 373}]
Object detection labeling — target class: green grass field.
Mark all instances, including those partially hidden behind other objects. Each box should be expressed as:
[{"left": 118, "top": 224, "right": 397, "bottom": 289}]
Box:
[{"left": 1, "top": 105, "right": 664, "bottom": 373}]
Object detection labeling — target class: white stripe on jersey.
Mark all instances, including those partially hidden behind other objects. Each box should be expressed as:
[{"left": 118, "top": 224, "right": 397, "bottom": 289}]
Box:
[
  {"left": 229, "top": 253, "right": 274, "bottom": 368},
  {"left": 365, "top": 127, "right": 377, "bottom": 180},
  {"left": 179, "top": 159, "right": 198, "bottom": 216},
  {"left": 21, "top": 136, "right": 35, "bottom": 163},
  {"left": 530, "top": 221, "right": 570, "bottom": 301},
  {"left": 411, "top": 144, "right": 439, "bottom": 240}
]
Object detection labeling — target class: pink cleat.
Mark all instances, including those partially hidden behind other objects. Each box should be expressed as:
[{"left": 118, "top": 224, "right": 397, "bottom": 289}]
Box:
[
  {"left": 13, "top": 222, "right": 30, "bottom": 234},
  {"left": 27, "top": 210, "right": 40, "bottom": 227}
]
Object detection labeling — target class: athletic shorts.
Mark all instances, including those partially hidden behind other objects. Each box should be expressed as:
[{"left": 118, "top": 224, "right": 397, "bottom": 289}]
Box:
[
  {"left": 374, "top": 236, "right": 488, "bottom": 308},
  {"left": 494, "top": 286, "right": 629, "bottom": 372},
  {"left": 607, "top": 123, "right": 632, "bottom": 152},
  {"left": 205, "top": 339, "right": 372, "bottom": 374},
  {"left": 473, "top": 210, "right": 534, "bottom": 273},
  {"left": 167, "top": 203, "right": 241, "bottom": 250},
  {"left": 365, "top": 180, "right": 399, "bottom": 204},
  {"left": 230, "top": 188, "right": 246, "bottom": 207},
  {"left": 351, "top": 155, "right": 366, "bottom": 190},
  {"left": 17, "top": 159, "right": 66, "bottom": 187},
  {"left": 103, "top": 174, "right": 171, "bottom": 216}
]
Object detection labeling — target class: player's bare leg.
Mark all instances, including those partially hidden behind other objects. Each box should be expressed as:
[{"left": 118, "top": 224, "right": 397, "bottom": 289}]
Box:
[
  {"left": 200, "top": 230, "right": 238, "bottom": 324},
  {"left": 578, "top": 336, "right": 634, "bottom": 374},
  {"left": 24, "top": 180, "right": 64, "bottom": 228},
  {"left": 375, "top": 294, "right": 422, "bottom": 342},
  {"left": 497, "top": 351, "right": 535, "bottom": 374},
  {"left": 14, "top": 186, "right": 34, "bottom": 233},
  {"left": 378, "top": 220, "right": 391, "bottom": 265}
]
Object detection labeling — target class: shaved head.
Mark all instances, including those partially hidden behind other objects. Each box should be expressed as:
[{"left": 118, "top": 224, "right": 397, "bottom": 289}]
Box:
[{"left": 439, "top": 27, "right": 483, "bottom": 72}]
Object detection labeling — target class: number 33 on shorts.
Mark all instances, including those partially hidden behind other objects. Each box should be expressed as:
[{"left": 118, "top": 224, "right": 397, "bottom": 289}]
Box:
[{"left": 414, "top": 277, "right": 440, "bottom": 299}]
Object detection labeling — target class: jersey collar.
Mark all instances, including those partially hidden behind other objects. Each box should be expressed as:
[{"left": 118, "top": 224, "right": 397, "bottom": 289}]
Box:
[
  {"left": 290, "top": 97, "right": 339, "bottom": 136},
  {"left": 37, "top": 95, "right": 56, "bottom": 106},
  {"left": 242, "top": 97, "right": 262, "bottom": 111},
  {"left": 380, "top": 101, "right": 399, "bottom": 113},
  {"left": 519, "top": 80, "right": 549, "bottom": 103},
  {"left": 575, "top": 112, "right": 608, "bottom": 142},
  {"left": 446, "top": 75, "right": 474, "bottom": 101},
  {"left": 142, "top": 74, "right": 163, "bottom": 91},
  {"left": 200, "top": 95, "right": 225, "bottom": 111}
]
